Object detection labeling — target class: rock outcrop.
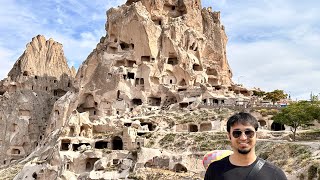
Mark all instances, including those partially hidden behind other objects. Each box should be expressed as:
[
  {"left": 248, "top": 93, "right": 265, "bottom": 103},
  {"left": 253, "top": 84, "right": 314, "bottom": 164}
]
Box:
[
  {"left": 8, "top": 35, "right": 75, "bottom": 81},
  {"left": 0, "top": 35, "right": 74, "bottom": 166},
  {"left": 0, "top": 1, "right": 280, "bottom": 180}
]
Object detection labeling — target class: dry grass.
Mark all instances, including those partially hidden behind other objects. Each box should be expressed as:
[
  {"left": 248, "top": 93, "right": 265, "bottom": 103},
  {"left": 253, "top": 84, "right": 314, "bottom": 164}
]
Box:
[{"left": 0, "top": 163, "right": 24, "bottom": 180}]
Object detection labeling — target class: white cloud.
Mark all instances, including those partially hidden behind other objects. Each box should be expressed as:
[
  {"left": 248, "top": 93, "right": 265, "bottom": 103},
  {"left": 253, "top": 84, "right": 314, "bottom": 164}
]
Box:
[{"left": 205, "top": 0, "right": 320, "bottom": 100}]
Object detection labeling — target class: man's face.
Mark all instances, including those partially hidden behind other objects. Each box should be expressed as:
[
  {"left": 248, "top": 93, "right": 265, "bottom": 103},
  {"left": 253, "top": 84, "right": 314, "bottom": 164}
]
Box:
[{"left": 228, "top": 123, "right": 256, "bottom": 155}]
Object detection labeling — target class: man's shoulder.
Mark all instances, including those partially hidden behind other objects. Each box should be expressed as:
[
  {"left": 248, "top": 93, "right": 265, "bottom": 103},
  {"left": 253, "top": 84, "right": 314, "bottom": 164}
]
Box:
[
  {"left": 262, "top": 160, "right": 287, "bottom": 179},
  {"left": 263, "top": 160, "right": 283, "bottom": 171},
  {"left": 207, "top": 156, "right": 230, "bottom": 169}
]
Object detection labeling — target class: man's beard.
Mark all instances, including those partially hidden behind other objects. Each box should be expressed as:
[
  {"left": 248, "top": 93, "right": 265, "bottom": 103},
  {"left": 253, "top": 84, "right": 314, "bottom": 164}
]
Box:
[{"left": 238, "top": 148, "right": 251, "bottom": 154}]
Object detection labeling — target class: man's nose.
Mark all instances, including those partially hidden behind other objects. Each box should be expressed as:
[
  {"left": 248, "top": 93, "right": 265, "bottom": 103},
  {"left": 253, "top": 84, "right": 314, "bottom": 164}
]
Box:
[{"left": 239, "top": 132, "right": 248, "bottom": 140}]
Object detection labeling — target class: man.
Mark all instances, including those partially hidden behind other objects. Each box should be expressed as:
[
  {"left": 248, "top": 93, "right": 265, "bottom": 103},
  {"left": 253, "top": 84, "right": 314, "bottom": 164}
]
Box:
[{"left": 204, "top": 112, "right": 287, "bottom": 180}]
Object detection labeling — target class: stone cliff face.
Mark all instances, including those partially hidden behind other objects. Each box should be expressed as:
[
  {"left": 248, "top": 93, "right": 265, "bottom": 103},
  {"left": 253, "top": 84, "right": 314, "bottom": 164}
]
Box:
[
  {"left": 75, "top": 0, "right": 233, "bottom": 119},
  {"left": 2, "top": 1, "right": 256, "bottom": 180},
  {"left": 0, "top": 35, "right": 74, "bottom": 167}
]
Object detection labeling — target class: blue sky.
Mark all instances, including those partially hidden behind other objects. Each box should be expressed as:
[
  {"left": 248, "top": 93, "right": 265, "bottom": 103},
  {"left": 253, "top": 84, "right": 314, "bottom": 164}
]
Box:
[{"left": 0, "top": 0, "right": 319, "bottom": 100}]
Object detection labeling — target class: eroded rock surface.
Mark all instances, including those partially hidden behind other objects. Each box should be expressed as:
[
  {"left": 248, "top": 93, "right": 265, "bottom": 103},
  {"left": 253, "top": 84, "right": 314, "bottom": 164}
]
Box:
[
  {"left": 2, "top": 1, "right": 318, "bottom": 180},
  {"left": 0, "top": 35, "right": 74, "bottom": 166}
]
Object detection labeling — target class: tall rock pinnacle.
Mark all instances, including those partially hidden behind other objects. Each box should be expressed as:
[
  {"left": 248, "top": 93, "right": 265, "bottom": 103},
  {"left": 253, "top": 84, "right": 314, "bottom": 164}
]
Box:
[{"left": 8, "top": 35, "right": 74, "bottom": 81}]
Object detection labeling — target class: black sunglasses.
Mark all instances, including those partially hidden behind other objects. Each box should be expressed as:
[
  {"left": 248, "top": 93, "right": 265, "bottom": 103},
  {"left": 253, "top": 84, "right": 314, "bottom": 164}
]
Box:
[{"left": 232, "top": 130, "right": 255, "bottom": 138}]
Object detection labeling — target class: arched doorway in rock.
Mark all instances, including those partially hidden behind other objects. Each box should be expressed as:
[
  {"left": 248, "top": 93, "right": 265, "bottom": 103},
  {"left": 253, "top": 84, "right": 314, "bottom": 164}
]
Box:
[
  {"left": 271, "top": 122, "right": 285, "bottom": 131},
  {"left": 112, "top": 136, "right": 123, "bottom": 150},
  {"left": 85, "top": 158, "right": 99, "bottom": 171},
  {"left": 141, "top": 122, "right": 155, "bottom": 131},
  {"left": 188, "top": 124, "right": 198, "bottom": 132},
  {"left": 173, "top": 163, "right": 188, "bottom": 173},
  {"left": 258, "top": 120, "right": 267, "bottom": 127}
]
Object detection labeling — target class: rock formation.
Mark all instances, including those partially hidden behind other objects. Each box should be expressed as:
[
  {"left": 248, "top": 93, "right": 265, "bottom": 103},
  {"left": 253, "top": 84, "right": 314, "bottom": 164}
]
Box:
[
  {"left": 5, "top": 1, "right": 317, "bottom": 180},
  {"left": 0, "top": 35, "right": 74, "bottom": 166}
]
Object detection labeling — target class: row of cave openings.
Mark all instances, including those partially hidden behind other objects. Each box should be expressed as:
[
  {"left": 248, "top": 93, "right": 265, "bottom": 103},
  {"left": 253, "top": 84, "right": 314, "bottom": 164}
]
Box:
[
  {"left": 258, "top": 120, "right": 285, "bottom": 131},
  {"left": 21, "top": 71, "right": 70, "bottom": 97},
  {"left": 64, "top": 157, "right": 122, "bottom": 172},
  {"left": 60, "top": 136, "right": 124, "bottom": 152},
  {"left": 186, "top": 121, "right": 285, "bottom": 132}
]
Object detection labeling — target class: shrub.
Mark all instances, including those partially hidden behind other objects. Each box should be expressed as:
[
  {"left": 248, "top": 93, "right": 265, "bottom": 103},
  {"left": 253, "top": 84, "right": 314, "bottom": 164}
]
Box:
[{"left": 308, "top": 164, "right": 319, "bottom": 180}]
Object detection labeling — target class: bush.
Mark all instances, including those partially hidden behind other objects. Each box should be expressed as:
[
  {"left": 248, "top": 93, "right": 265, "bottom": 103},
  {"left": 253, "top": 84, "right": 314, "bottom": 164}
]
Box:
[{"left": 308, "top": 164, "right": 319, "bottom": 180}]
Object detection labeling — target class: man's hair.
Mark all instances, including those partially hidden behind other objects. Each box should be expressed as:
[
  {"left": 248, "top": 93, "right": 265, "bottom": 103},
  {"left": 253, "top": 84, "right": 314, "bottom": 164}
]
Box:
[{"left": 226, "top": 112, "right": 259, "bottom": 132}]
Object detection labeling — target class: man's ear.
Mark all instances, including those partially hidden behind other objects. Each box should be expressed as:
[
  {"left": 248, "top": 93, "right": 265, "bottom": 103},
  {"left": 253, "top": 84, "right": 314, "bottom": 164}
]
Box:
[{"left": 227, "top": 134, "right": 231, "bottom": 140}]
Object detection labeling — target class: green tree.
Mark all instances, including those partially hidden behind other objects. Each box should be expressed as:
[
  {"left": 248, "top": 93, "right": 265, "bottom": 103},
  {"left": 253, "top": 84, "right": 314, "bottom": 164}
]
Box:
[
  {"left": 272, "top": 101, "right": 320, "bottom": 141},
  {"left": 264, "top": 89, "right": 287, "bottom": 105},
  {"left": 253, "top": 90, "right": 266, "bottom": 97}
]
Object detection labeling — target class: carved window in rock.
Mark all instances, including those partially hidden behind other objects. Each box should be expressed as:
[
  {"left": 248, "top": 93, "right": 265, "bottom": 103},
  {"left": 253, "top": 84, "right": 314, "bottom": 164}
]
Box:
[
  {"left": 112, "top": 136, "right": 123, "bottom": 150},
  {"left": 141, "top": 56, "right": 150, "bottom": 62},
  {"left": 115, "top": 60, "right": 125, "bottom": 67},
  {"left": 66, "top": 163, "right": 70, "bottom": 170},
  {"left": 173, "top": 163, "right": 188, "bottom": 173},
  {"left": 193, "top": 64, "right": 202, "bottom": 71},
  {"left": 124, "top": 123, "right": 132, "bottom": 127},
  {"left": 214, "top": 86, "right": 222, "bottom": 91},
  {"left": 72, "top": 143, "right": 90, "bottom": 151},
  {"left": 32, "top": 173, "right": 37, "bottom": 179},
  {"left": 153, "top": 19, "right": 162, "bottom": 26},
  {"left": 23, "top": 71, "right": 29, "bottom": 76},
  {"left": 147, "top": 97, "right": 161, "bottom": 106},
  {"left": 127, "top": 72, "right": 135, "bottom": 79},
  {"left": 117, "top": 90, "right": 121, "bottom": 100},
  {"left": 132, "top": 98, "right": 143, "bottom": 106},
  {"left": 12, "top": 123, "right": 18, "bottom": 132},
  {"left": 258, "top": 120, "right": 267, "bottom": 127},
  {"left": 141, "top": 122, "right": 156, "bottom": 131},
  {"left": 69, "top": 126, "right": 75, "bottom": 137},
  {"left": 179, "top": 102, "right": 188, "bottom": 108},
  {"left": 86, "top": 162, "right": 92, "bottom": 171},
  {"left": 140, "top": 78, "right": 144, "bottom": 85},
  {"left": 95, "top": 141, "right": 108, "bottom": 149},
  {"left": 271, "top": 122, "right": 285, "bottom": 131},
  {"left": 188, "top": 124, "right": 198, "bottom": 132},
  {"left": 167, "top": 57, "right": 178, "bottom": 65},
  {"left": 190, "top": 42, "right": 198, "bottom": 51},
  {"left": 164, "top": 3, "right": 187, "bottom": 18},
  {"left": 120, "top": 42, "right": 134, "bottom": 51},
  {"left": 126, "top": 60, "right": 136, "bottom": 67},
  {"left": 61, "top": 139, "right": 71, "bottom": 151},
  {"left": 11, "top": 148, "right": 21, "bottom": 155},
  {"left": 54, "top": 89, "right": 67, "bottom": 97},
  {"left": 135, "top": 78, "right": 144, "bottom": 86}
]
